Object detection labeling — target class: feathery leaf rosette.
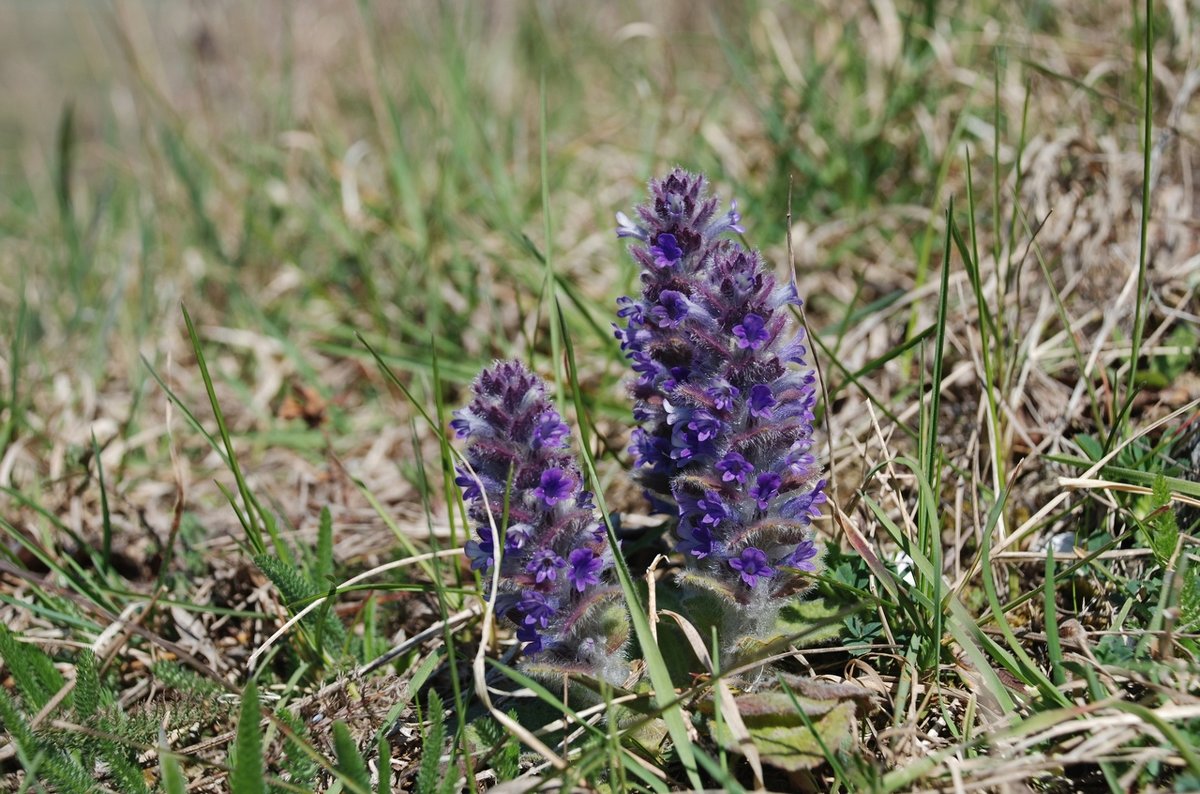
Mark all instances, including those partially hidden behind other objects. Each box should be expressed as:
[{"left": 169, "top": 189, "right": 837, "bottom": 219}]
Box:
[
  {"left": 453, "top": 360, "right": 629, "bottom": 684},
  {"left": 615, "top": 169, "right": 826, "bottom": 645}
]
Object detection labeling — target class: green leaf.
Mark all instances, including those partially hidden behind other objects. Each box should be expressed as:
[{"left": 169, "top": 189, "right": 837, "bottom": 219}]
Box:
[
  {"left": 315, "top": 505, "right": 334, "bottom": 585},
  {"left": 0, "top": 624, "right": 65, "bottom": 710},
  {"left": 376, "top": 735, "right": 392, "bottom": 794},
  {"left": 254, "top": 553, "right": 347, "bottom": 656},
  {"left": 1146, "top": 474, "right": 1180, "bottom": 568},
  {"left": 1181, "top": 565, "right": 1200, "bottom": 632},
  {"left": 773, "top": 596, "right": 846, "bottom": 646},
  {"left": 99, "top": 739, "right": 150, "bottom": 794},
  {"left": 0, "top": 687, "right": 91, "bottom": 794},
  {"left": 333, "top": 720, "right": 370, "bottom": 790},
  {"left": 232, "top": 681, "right": 267, "bottom": 794},
  {"left": 160, "top": 738, "right": 188, "bottom": 794},
  {"left": 704, "top": 677, "right": 870, "bottom": 773},
  {"left": 73, "top": 649, "right": 100, "bottom": 721},
  {"left": 274, "top": 708, "right": 318, "bottom": 792},
  {"left": 415, "top": 690, "right": 445, "bottom": 794},
  {"left": 714, "top": 701, "right": 858, "bottom": 773}
]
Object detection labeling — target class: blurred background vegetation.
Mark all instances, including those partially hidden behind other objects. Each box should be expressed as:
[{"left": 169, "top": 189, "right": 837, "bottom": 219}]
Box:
[{"left": 1, "top": 0, "right": 1198, "bottom": 790}]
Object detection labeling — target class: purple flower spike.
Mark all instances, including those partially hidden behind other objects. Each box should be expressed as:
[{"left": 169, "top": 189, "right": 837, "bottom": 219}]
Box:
[
  {"left": 729, "top": 547, "right": 775, "bottom": 588},
  {"left": 567, "top": 548, "right": 604, "bottom": 593},
  {"left": 535, "top": 468, "right": 575, "bottom": 506},
  {"left": 616, "top": 170, "right": 826, "bottom": 650},
  {"left": 733, "top": 314, "right": 770, "bottom": 350},
  {"left": 453, "top": 360, "right": 627, "bottom": 673}
]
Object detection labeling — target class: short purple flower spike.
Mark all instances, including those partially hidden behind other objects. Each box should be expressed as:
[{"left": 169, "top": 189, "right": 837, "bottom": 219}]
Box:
[
  {"left": 454, "top": 361, "right": 628, "bottom": 675},
  {"left": 615, "top": 169, "right": 825, "bottom": 646}
]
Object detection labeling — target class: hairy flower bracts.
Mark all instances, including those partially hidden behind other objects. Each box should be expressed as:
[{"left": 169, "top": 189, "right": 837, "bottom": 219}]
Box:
[
  {"left": 454, "top": 360, "right": 629, "bottom": 684},
  {"left": 615, "top": 170, "right": 826, "bottom": 645}
]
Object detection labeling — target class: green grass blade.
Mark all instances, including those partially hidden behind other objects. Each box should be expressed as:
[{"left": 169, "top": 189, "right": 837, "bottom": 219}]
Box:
[
  {"left": 181, "top": 303, "right": 265, "bottom": 554},
  {"left": 1043, "top": 546, "right": 1065, "bottom": 687}
]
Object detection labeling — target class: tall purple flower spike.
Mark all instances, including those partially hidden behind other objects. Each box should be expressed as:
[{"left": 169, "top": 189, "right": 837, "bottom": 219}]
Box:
[
  {"left": 614, "top": 169, "right": 826, "bottom": 648},
  {"left": 454, "top": 361, "right": 629, "bottom": 683}
]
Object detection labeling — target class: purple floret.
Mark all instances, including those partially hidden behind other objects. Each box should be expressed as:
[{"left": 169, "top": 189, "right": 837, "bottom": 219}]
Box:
[
  {"left": 650, "top": 233, "right": 684, "bottom": 268},
  {"left": 517, "top": 591, "right": 555, "bottom": 628},
  {"left": 706, "top": 383, "right": 740, "bottom": 412},
  {"left": 729, "top": 547, "right": 774, "bottom": 588},
  {"left": 750, "top": 472, "right": 782, "bottom": 510},
  {"left": 783, "top": 540, "right": 819, "bottom": 572},
  {"left": 748, "top": 384, "right": 777, "bottom": 420},
  {"left": 567, "top": 548, "right": 604, "bottom": 593},
  {"left": 732, "top": 313, "right": 770, "bottom": 350},
  {"left": 465, "top": 527, "right": 495, "bottom": 571},
  {"left": 650, "top": 290, "right": 690, "bottom": 328},
  {"left": 532, "top": 413, "right": 570, "bottom": 449},
  {"left": 526, "top": 548, "right": 566, "bottom": 583},
  {"left": 716, "top": 451, "right": 754, "bottom": 484},
  {"left": 535, "top": 468, "right": 575, "bottom": 506}
]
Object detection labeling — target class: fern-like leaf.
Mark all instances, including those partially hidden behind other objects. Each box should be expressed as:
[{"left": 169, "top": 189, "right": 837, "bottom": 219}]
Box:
[
  {"left": 232, "top": 680, "right": 267, "bottom": 794},
  {"left": 1181, "top": 565, "right": 1200, "bottom": 632},
  {"left": 477, "top": 714, "right": 519, "bottom": 782},
  {"left": 315, "top": 505, "right": 334, "bottom": 585},
  {"left": 0, "top": 624, "right": 65, "bottom": 710},
  {"left": 332, "top": 720, "right": 370, "bottom": 790},
  {"left": 152, "top": 660, "right": 223, "bottom": 697},
  {"left": 415, "top": 690, "right": 445, "bottom": 794},
  {"left": 272, "top": 708, "right": 318, "bottom": 793},
  {"left": 1148, "top": 474, "right": 1181, "bottom": 568},
  {"left": 74, "top": 649, "right": 100, "bottom": 721},
  {"left": 254, "top": 553, "right": 347, "bottom": 653},
  {"left": 0, "top": 688, "right": 92, "bottom": 794},
  {"left": 376, "top": 735, "right": 392, "bottom": 794},
  {"left": 99, "top": 738, "right": 150, "bottom": 794}
]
